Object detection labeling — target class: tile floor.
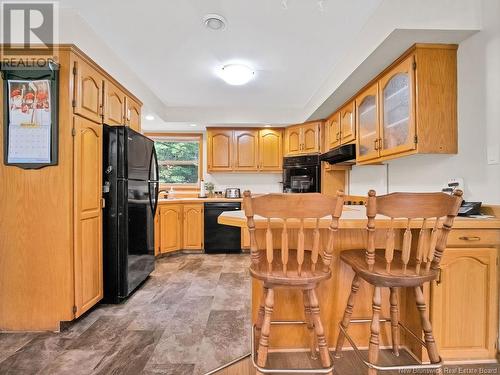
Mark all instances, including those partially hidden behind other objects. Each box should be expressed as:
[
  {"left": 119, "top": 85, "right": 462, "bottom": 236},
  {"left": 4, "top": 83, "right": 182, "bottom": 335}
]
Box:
[{"left": 0, "top": 253, "right": 252, "bottom": 375}]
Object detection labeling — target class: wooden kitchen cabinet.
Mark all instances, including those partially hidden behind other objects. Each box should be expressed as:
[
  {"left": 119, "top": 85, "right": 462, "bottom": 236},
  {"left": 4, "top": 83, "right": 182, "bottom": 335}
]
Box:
[
  {"left": 340, "top": 101, "right": 355, "bottom": 144},
  {"left": 430, "top": 247, "right": 498, "bottom": 360},
  {"left": 103, "top": 80, "right": 126, "bottom": 126},
  {"left": 355, "top": 44, "right": 457, "bottom": 164},
  {"left": 324, "top": 111, "right": 341, "bottom": 151},
  {"left": 284, "top": 125, "right": 302, "bottom": 155},
  {"left": 207, "top": 129, "right": 233, "bottom": 171},
  {"left": 233, "top": 130, "right": 259, "bottom": 171},
  {"left": 73, "top": 56, "right": 104, "bottom": 124},
  {"left": 379, "top": 54, "right": 415, "bottom": 157},
  {"left": 207, "top": 128, "right": 283, "bottom": 173},
  {"left": 156, "top": 203, "right": 204, "bottom": 253},
  {"left": 125, "top": 96, "right": 141, "bottom": 132},
  {"left": 183, "top": 204, "right": 204, "bottom": 250},
  {"left": 159, "top": 205, "right": 183, "bottom": 253},
  {"left": 259, "top": 129, "right": 283, "bottom": 171},
  {"left": 284, "top": 122, "right": 321, "bottom": 156},
  {"left": 73, "top": 116, "right": 103, "bottom": 317},
  {"left": 356, "top": 82, "right": 380, "bottom": 162}
]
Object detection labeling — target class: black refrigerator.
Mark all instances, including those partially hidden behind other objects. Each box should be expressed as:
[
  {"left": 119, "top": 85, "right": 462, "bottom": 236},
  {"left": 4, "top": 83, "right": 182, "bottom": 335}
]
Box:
[{"left": 102, "top": 125, "right": 159, "bottom": 303}]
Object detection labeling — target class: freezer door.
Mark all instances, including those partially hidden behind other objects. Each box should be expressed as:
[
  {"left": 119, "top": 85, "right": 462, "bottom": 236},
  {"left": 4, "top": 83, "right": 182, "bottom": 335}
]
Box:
[
  {"left": 127, "top": 128, "right": 154, "bottom": 181},
  {"left": 127, "top": 179, "right": 155, "bottom": 295}
]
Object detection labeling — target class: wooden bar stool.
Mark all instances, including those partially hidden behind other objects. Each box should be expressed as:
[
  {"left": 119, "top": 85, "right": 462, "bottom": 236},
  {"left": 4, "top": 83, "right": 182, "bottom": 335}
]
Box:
[
  {"left": 335, "top": 190, "right": 463, "bottom": 374},
  {"left": 243, "top": 191, "right": 344, "bottom": 374}
]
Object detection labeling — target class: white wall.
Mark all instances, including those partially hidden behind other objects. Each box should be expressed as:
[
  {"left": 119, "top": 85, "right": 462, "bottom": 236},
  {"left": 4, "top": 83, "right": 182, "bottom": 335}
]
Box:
[{"left": 349, "top": 0, "right": 500, "bottom": 204}]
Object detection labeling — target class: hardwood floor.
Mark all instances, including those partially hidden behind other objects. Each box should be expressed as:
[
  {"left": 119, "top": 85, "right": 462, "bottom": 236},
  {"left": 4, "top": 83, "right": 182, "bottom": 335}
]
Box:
[{"left": 215, "top": 350, "right": 500, "bottom": 375}]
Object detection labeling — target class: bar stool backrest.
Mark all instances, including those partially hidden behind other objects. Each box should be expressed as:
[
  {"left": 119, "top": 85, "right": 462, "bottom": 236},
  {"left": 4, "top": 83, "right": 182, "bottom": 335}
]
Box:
[
  {"left": 243, "top": 191, "right": 345, "bottom": 276},
  {"left": 365, "top": 190, "right": 463, "bottom": 274}
]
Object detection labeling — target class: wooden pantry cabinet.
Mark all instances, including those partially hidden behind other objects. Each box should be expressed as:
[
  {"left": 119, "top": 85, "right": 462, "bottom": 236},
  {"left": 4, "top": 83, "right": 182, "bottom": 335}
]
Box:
[
  {"left": 284, "top": 121, "right": 321, "bottom": 156},
  {"left": 356, "top": 44, "right": 457, "bottom": 164},
  {"left": 156, "top": 203, "right": 204, "bottom": 254},
  {"left": 0, "top": 45, "right": 142, "bottom": 331},
  {"left": 207, "top": 128, "right": 283, "bottom": 173}
]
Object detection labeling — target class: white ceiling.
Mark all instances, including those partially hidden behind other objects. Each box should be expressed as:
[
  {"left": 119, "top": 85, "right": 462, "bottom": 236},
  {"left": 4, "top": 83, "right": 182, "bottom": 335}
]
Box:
[{"left": 60, "top": 0, "right": 382, "bottom": 125}]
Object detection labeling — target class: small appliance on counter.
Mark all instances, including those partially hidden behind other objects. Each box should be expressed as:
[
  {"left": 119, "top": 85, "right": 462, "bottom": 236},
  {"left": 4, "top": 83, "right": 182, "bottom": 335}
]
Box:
[
  {"left": 225, "top": 188, "right": 241, "bottom": 198},
  {"left": 282, "top": 155, "right": 321, "bottom": 193},
  {"left": 441, "top": 178, "right": 482, "bottom": 217}
]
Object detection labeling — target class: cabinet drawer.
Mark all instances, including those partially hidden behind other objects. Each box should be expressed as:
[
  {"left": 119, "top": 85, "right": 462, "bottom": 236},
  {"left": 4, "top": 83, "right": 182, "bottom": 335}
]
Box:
[{"left": 447, "top": 230, "right": 500, "bottom": 247}]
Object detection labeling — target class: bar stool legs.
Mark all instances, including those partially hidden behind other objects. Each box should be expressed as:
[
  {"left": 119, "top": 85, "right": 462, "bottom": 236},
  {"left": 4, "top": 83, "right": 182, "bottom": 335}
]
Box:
[
  {"left": 414, "top": 286, "right": 440, "bottom": 364},
  {"left": 252, "top": 286, "right": 334, "bottom": 374},
  {"left": 368, "top": 287, "right": 382, "bottom": 375},
  {"left": 308, "top": 289, "right": 332, "bottom": 371},
  {"left": 389, "top": 287, "right": 400, "bottom": 356},
  {"left": 255, "top": 287, "right": 268, "bottom": 341},
  {"left": 303, "top": 290, "right": 318, "bottom": 360},
  {"left": 335, "top": 274, "right": 360, "bottom": 357},
  {"left": 257, "top": 288, "right": 274, "bottom": 369}
]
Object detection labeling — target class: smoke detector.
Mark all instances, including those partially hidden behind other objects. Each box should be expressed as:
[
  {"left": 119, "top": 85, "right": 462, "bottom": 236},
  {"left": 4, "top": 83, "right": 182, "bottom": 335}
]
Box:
[{"left": 203, "top": 14, "right": 227, "bottom": 31}]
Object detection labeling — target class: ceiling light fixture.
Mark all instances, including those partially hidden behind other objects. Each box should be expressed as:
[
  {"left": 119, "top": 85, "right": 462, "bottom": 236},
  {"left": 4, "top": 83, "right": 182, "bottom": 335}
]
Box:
[
  {"left": 145, "top": 115, "right": 155, "bottom": 121},
  {"left": 264, "top": 125, "right": 271, "bottom": 128},
  {"left": 219, "top": 64, "right": 255, "bottom": 86},
  {"left": 190, "top": 124, "right": 197, "bottom": 127},
  {"left": 203, "top": 14, "right": 226, "bottom": 30}
]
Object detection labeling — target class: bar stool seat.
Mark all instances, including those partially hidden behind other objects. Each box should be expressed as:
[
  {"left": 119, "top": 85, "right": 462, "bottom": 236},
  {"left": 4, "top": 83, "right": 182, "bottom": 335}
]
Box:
[
  {"left": 250, "top": 249, "right": 331, "bottom": 287},
  {"left": 340, "top": 249, "right": 439, "bottom": 287}
]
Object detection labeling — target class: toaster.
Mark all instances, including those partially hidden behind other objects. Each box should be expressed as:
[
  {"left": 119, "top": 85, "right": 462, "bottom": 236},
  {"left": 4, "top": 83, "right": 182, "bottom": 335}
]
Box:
[{"left": 225, "top": 188, "right": 241, "bottom": 198}]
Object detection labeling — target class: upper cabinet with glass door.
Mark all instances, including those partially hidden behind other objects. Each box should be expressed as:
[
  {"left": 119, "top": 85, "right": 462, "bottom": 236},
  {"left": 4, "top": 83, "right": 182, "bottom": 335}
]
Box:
[
  {"left": 354, "top": 44, "right": 458, "bottom": 164},
  {"left": 356, "top": 83, "right": 379, "bottom": 162},
  {"left": 379, "top": 55, "right": 415, "bottom": 157}
]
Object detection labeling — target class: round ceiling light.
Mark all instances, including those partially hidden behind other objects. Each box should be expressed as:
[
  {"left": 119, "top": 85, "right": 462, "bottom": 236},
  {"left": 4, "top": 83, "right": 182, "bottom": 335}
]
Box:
[
  {"left": 203, "top": 14, "right": 226, "bottom": 30},
  {"left": 145, "top": 115, "right": 155, "bottom": 121},
  {"left": 219, "top": 64, "right": 255, "bottom": 85}
]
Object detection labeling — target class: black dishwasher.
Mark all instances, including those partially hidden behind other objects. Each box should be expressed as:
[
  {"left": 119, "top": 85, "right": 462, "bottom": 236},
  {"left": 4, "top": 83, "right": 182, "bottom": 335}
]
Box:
[{"left": 204, "top": 202, "right": 242, "bottom": 253}]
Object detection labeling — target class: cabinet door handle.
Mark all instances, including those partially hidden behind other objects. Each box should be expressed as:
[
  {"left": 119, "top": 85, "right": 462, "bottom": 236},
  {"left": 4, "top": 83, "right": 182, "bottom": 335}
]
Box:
[
  {"left": 374, "top": 139, "right": 378, "bottom": 150},
  {"left": 436, "top": 268, "right": 442, "bottom": 285},
  {"left": 458, "top": 236, "right": 481, "bottom": 241}
]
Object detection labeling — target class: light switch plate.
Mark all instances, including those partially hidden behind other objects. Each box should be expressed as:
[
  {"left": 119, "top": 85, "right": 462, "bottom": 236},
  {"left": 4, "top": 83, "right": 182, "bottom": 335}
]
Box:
[{"left": 487, "top": 143, "right": 500, "bottom": 165}]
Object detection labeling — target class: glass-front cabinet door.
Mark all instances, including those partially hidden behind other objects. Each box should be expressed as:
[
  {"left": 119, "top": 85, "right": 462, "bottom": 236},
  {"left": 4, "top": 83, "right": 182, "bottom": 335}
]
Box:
[
  {"left": 379, "top": 55, "right": 416, "bottom": 157},
  {"left": 356, "top": 82, "right": 380, "bottom": 162}
]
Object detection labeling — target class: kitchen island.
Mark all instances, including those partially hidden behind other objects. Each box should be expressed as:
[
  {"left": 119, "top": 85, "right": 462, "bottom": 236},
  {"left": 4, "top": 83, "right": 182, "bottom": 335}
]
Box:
[{"left": 219, "top": 205, "right": 500, "bottom": 362}]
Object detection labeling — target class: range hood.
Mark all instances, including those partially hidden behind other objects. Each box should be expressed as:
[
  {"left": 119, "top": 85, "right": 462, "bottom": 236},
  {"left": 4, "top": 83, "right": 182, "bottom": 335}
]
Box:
[{"left": 319, "top": 144, "right": 356, "bottom": 164}]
